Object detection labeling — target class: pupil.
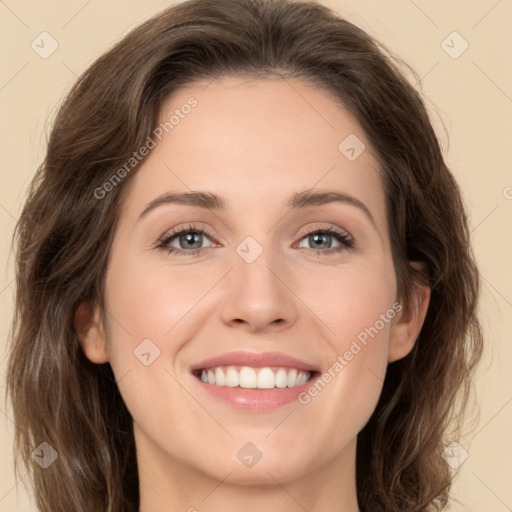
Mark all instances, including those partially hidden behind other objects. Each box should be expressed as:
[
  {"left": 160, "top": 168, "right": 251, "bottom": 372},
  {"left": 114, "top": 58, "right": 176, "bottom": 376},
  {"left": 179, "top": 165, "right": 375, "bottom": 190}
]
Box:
[
  {"left": 311, "top": 233, "right": 330, "bottom": 248},
  {"left": 182, "top": 233, "right": 201, "bottom": 249}
]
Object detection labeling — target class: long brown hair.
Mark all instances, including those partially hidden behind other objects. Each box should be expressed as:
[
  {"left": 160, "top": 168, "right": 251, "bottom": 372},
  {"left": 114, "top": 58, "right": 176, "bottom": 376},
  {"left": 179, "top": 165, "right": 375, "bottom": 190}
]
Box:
[{"left": 6, "top": 0, "right": 483, "bottom": 510}]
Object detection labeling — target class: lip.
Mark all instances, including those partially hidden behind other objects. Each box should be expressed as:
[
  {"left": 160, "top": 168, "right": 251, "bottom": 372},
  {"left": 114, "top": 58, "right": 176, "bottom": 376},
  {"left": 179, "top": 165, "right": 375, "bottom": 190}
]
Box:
[
  {"left": 189, "top": 351, "right": 321, "bottom": 411},
  {"left": 192, "top": 373, "right": 321, "bottom": 411},
  {"left": 190, "top": 350, "right": 320, "bottom": 373}
]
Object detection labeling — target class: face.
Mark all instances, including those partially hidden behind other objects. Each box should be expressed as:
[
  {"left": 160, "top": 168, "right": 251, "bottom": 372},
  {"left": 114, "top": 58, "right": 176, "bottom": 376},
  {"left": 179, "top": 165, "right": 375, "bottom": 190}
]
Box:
[{"left": 77, "top": 76, "right": 428, "bottom": 489}]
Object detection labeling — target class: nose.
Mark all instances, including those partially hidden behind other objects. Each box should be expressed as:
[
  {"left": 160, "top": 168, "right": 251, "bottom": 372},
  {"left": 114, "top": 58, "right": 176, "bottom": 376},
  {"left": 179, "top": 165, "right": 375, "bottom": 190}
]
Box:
[{"left": 220, "top": 245, "right": 299, "bottom": 333}]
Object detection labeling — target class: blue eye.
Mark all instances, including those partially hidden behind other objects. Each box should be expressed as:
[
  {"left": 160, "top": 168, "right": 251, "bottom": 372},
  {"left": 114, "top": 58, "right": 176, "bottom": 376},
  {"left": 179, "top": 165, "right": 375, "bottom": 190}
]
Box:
[
  {"left": 156, "top": 224, "right": 354, "bottom": 257},
  {"left": 157, "top": 224, "right": 215, "bottom": 257},
  {"left": 297, "top": 226, "right": 354, "bottom": 255}
]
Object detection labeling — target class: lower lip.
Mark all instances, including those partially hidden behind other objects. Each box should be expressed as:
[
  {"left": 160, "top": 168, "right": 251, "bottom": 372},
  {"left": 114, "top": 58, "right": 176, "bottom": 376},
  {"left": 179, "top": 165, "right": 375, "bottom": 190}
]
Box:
[{"left": 191, "top": 372, "right": 320, "bottom": 411}]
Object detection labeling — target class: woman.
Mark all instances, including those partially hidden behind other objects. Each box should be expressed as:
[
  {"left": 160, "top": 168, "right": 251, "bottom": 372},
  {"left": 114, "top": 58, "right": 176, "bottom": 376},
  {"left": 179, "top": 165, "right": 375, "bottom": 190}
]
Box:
[{"left": 6, "top": 0, "right": 483, "bottom": 511}]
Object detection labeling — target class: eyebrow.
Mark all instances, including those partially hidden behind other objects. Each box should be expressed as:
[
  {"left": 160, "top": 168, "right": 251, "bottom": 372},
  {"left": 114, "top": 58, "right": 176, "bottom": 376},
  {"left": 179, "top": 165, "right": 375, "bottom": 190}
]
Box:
[{"left": 137, "top": 189, "right": 376, "bottom": 228}]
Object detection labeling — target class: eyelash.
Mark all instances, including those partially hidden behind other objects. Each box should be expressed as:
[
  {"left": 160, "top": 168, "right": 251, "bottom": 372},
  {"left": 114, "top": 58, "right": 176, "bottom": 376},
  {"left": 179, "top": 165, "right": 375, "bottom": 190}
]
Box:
[{"left": 156, "top": 223, "right": 354, "bottom": 258}]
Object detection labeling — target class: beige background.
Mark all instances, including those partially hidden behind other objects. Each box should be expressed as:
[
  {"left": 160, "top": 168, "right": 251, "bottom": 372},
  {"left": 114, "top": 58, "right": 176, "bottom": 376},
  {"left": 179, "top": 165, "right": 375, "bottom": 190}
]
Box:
[{"left": 1, "top": 1, "right": 511, "bottom": 510}]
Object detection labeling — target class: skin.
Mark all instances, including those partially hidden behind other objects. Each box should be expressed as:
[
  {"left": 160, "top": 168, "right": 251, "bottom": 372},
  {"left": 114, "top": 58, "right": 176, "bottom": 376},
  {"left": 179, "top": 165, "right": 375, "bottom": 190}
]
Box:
[{"left": 75, "top": 76, "right": 430, "bottom": 512}]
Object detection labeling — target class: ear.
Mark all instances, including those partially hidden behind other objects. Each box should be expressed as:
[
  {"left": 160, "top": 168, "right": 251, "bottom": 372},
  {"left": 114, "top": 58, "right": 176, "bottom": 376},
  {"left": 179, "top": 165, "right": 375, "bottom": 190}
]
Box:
[
  {"left": 388, "top": 261, "right": 431, "bottom": 363},
  {"left": 73, "top": 300, "right": 110, "bottom": 364}
]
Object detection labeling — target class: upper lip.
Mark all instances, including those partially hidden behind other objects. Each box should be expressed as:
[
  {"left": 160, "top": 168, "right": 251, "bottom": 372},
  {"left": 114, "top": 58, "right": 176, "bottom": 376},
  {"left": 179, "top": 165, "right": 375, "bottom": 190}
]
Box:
[{"left": 190, "top": 351, "right": 320, "bottom": 373}]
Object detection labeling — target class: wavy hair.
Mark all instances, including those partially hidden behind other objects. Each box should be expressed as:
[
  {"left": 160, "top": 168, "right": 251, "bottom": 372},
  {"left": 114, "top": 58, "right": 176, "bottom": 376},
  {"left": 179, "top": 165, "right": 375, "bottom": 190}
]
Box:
[{"left": 6, "top": 0, "right": 483, "bottom": 510}]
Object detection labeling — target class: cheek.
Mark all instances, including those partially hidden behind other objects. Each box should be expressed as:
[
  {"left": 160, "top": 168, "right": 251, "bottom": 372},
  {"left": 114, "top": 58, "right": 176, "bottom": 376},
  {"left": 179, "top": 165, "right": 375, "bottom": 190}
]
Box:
[
  {"left": 292, "top": 262, "right": 396, "bottom": 420},
  {"left": 330, "top": 277, "right": 395, "bottom": 365},
  {"left": 100, "top": 258, "right": 203, "bottom": 437},
  {"left": 104, "top": 254, "right": 216, "bottom": 346},
  {"left": 101, "top": 255, "right": 222, "bottom": 409},
  {"left": 299, "top": 259, "right": 397, "bottom": 350}
]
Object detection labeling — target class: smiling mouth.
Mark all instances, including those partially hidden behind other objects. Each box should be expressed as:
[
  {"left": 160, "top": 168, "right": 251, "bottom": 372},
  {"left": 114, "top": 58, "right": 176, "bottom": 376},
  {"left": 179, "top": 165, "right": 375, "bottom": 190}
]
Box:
[{"left": 192, "top": 365, "right": 319, "bottom": 389}]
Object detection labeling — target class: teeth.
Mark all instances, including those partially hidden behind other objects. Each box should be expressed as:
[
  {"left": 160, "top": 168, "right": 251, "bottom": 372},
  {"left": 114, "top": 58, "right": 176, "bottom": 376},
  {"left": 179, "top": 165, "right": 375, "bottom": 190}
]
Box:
[
  {"left": 215, "top": 367, "right": 225, "bottom": 386},
  {"left": 239, "top": 367, "right": 257, "bottom": 388},
  {"left": 198, "top": 366, "right": 311, "bottom": 389},
  {"left": 226, "top": 367, "right": 239, "bottom": 387},
  {"left": 257, "top": 367, "right": 275, "bottom": 389},
  {"left": 275, "top": 368, "right": 288, "bottom": 388},
  {"left": 287, "top": 368, "right": 297, "bottom": 387},
  {"left": 296, "top": 371, "right": 308, "bottom": 386}
]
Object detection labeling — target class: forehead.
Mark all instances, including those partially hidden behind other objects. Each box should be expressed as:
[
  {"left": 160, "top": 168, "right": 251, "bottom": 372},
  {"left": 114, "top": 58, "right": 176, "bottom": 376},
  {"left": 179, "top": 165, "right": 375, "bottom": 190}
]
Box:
[{"left": 120, "top": 76, "right": 387, "bottom": 235}]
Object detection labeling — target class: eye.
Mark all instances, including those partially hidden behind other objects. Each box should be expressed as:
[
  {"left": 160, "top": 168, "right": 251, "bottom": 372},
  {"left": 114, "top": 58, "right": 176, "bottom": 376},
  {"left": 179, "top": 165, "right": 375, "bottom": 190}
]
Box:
[
  {"left": 156, "top": 224, "right": 216, "bottom": 257},
  {"left": 296, "top": 226, "right": 354, "bottom": 256},
  {"left": 156, "top": 224, "right": 354, "bottom": 257}
]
